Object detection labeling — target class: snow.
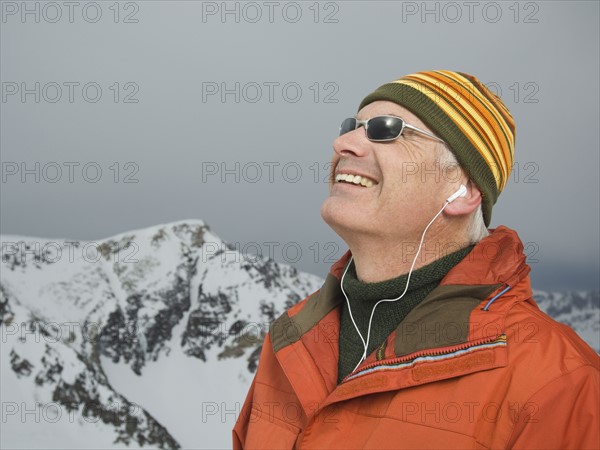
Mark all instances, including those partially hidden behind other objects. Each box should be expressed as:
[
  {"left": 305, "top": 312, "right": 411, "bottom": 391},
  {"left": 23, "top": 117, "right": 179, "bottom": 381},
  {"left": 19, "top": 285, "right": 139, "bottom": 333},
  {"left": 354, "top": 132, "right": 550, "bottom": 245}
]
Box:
[
  {"left": 101, "top": 330, "right": 250, "bottom": 449},
  {"left": 1, "top": 310, "right": 144, "bottom": 449}
]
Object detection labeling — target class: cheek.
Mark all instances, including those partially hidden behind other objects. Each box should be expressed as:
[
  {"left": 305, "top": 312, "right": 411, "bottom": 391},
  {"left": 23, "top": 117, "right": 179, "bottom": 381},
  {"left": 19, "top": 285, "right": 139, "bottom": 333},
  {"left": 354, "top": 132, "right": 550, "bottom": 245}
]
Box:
[
  {"left": 378, "top": 177, "right": 437, "bottom": 220},
  {"left": 372, "top": 183, "right": 409, "bottom": 221},
  {"left": 379, "top": 168, "right": 416, "bottom": 203}
]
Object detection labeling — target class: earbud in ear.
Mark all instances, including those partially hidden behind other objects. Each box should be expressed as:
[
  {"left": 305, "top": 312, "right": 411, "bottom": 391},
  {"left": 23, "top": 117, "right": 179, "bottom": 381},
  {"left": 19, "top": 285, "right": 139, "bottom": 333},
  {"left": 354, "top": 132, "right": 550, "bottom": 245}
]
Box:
[{"left": 446, "top": 184, "right": 467, "bottom": 203}]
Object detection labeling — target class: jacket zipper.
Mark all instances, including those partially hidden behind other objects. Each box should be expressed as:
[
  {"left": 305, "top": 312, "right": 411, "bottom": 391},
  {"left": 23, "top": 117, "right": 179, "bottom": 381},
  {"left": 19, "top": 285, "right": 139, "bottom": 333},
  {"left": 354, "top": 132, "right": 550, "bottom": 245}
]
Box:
[{"left": 342, "top": 333, "right": 506, "bottom": 383}]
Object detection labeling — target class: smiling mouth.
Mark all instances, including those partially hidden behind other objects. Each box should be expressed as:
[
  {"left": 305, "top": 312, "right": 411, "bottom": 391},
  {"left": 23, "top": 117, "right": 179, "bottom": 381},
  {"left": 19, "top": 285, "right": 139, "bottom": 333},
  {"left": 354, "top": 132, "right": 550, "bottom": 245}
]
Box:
[{"left": 335, "top": 173, "right": 377, "bottom": 188}]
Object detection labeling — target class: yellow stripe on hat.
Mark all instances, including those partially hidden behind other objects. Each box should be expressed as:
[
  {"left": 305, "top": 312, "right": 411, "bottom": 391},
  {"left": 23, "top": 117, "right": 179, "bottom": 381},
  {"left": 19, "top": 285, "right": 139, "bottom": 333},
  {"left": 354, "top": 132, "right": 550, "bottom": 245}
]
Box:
[
  {"left": 398, "top": 72, "right": 512, "bottom": 190},
  {"left": 464, "top": 74, "right": 515, "bottom": 175},
  {"left": 437, "top": 71, "right": 514, "bottom": 155},
  {"left": 394, "top": 75, "right": 506, "bottom": 189},
  {"left": 415, "top": 71, "right": 514, "bottom": 190},
  {"left": 443, "top": 71, "right": 515, "bottom": 173}
]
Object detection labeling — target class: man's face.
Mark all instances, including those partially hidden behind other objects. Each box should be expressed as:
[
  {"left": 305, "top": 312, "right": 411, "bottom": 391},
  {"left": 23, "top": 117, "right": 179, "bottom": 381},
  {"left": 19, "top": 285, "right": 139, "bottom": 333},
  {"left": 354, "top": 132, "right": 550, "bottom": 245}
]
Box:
[{"left": 320, "top": 100, "right": 460, "bottom": 242}]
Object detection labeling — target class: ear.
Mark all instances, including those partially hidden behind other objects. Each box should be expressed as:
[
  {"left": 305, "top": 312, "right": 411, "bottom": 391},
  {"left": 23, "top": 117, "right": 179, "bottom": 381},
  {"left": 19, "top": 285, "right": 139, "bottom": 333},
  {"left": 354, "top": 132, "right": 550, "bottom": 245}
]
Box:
[{"left": 444, "top": 181, "right": 482, "bottom": 217}]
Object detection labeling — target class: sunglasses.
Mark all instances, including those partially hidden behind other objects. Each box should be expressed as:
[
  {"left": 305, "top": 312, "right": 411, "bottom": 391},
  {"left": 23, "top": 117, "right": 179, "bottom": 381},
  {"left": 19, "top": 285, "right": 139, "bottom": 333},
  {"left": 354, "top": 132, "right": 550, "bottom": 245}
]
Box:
[{"left": 339, "top": 115, "right": 446, "bottom": 144}]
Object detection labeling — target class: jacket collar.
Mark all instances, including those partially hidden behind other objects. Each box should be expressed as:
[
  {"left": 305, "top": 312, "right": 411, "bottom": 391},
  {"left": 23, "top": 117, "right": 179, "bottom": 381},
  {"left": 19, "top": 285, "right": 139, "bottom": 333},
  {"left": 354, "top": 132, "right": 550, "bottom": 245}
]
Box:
[{"left": 329, "top": 226, "right": 530, "bottom": 287}]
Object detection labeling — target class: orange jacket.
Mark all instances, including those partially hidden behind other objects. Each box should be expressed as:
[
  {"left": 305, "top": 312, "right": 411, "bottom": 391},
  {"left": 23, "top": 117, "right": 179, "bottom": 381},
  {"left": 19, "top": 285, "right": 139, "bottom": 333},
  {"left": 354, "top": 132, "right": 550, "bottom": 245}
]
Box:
[{"left": 233, "top": 227, "right": 600, "bottom": 449}]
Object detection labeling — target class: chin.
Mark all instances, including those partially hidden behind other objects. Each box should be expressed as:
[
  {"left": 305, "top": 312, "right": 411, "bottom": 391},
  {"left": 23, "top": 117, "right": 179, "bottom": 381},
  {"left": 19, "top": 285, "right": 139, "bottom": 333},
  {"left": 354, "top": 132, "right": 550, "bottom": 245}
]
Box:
[
  {"left": 320, "top": 197, "right": 371, "bottom": 239},
  {"left": 320, "top": 196, "right": 337, "bottom": 227}
]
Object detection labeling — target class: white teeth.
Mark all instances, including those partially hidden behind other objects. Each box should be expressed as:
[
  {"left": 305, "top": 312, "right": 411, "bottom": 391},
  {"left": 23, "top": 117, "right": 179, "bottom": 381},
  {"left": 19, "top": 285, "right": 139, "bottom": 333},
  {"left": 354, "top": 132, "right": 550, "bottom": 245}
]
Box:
[{"left": 335, "top": 173, "right": 376, "bottom": 187}]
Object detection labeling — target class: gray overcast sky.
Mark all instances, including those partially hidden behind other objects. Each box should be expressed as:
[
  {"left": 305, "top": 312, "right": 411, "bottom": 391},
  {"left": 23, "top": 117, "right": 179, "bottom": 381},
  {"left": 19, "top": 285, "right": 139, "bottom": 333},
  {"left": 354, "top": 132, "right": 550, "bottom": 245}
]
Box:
[{"left": 1, "top": 1, "right": 599, "bottom": 291}]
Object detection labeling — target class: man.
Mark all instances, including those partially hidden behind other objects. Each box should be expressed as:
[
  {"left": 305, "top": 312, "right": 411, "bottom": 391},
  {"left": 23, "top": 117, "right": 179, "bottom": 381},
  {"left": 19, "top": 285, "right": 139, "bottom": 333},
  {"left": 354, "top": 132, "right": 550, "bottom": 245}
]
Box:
[{"left": 233, "top": 70, "right": 600, "bottom": 449}]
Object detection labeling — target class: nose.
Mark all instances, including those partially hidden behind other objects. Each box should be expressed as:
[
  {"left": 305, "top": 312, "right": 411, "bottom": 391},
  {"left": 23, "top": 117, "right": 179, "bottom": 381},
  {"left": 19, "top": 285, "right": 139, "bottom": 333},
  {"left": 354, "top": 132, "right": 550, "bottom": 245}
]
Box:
[{"left": 333, "top": 126, "right": 371, "bottom": 159}]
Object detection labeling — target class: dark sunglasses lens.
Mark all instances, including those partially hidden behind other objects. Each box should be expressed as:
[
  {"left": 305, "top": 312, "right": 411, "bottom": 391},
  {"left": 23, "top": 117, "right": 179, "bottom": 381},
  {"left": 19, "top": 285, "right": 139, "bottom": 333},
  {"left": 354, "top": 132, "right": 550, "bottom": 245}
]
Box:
[
  {"left": 339, "top": 118, "right": 357, "bottom": 136},
  {"left": 367, "top": 117, "right": 403, "bottom": 141}
]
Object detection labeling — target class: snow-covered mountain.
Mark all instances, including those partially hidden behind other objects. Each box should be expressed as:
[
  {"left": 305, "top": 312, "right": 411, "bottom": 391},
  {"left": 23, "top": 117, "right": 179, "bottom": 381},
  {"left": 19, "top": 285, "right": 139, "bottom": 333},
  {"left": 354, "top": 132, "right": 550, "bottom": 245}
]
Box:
[
  {"left": 1, "top": 220, "right": 322, "bottom": 449},
  {"left": 1, "top": 220, "right": 598, "bottom": 449}
]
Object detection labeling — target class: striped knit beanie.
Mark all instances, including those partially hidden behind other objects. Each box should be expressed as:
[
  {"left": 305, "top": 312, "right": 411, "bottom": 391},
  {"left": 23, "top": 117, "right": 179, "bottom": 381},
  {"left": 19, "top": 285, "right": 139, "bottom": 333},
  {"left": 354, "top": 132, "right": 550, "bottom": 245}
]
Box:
[{"left": 358, "top": 70, "right": 515, "bottom": 226}]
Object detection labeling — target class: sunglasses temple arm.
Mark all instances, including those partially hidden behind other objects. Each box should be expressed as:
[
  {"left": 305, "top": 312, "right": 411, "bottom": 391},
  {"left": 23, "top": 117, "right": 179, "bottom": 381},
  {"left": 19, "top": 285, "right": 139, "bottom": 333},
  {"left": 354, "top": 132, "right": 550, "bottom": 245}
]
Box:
[{"left": 403, "top": 123, "right": 447, "bottom": 144}]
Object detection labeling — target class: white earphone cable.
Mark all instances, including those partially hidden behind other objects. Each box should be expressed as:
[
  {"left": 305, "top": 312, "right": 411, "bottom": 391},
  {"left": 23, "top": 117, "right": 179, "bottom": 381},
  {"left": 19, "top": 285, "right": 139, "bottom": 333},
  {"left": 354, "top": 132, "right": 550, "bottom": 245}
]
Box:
[{"left": 341, "top": 199, "right": 452, "bottom": 374}]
